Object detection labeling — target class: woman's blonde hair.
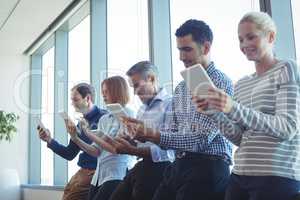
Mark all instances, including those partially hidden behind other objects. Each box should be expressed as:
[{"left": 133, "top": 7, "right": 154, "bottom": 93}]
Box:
[
  {"left": 239, "top": 11, "right": 277, "bottom": 35},
  {"left": 101, "top": 76, "right": 130, "bottom": 106}
]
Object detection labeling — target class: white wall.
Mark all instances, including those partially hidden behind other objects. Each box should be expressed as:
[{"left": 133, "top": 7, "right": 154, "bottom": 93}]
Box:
[
  {"left": 0, "top": 51, "right": 30, "bottom": 199},
  {"left": 0, "top": 1, "right": 74, "bottom": 199}
]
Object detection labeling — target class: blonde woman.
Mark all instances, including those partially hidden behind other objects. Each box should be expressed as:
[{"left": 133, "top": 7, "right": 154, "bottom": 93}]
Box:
[
  {"left": 193, "top": 12, "right": 300, "bottom": 200},
  {"left": 66, "top": 76, "right": 135, "bottom": 200}
]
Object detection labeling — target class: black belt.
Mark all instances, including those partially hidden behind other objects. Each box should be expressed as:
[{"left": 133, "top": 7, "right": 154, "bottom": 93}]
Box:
[{"left": 175, "top": 151, "right": 227, "bottom": 163}]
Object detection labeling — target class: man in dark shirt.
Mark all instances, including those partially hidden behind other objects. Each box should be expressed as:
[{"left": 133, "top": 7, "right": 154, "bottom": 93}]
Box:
[{"left": 38, "top": 83, "right": 107, "bottom": 200}]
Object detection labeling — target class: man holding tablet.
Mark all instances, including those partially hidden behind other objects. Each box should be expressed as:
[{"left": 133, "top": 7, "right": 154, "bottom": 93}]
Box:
[
  {"left": 37, "top": 83, "right": 107, "bottom": 200},
  {"left": 102, "top": 61, "right": 174, "bottom": 200},
  {"left": 123, "top": 20, "right": 234, "bottom": 200}
]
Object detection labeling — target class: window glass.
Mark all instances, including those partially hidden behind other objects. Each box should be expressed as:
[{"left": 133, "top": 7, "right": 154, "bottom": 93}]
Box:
[
  {"left": 107, "top": 0, "right": 149, "bottom": 110},
  {"left": 292, "top": 0, "right": 300, "bottom": 64},
  {"left": 41, "top": 47, "right": 55, "bottom": 185},
  {"left": 170, "top": 0, "right": 260, "bottom": 86},
  {"left": 67, "top": 16, "right": 91, "bottom": 180}
]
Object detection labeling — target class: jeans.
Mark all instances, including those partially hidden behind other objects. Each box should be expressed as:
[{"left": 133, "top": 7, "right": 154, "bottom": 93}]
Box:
[
  {"left": 225, "top": 173, "right": 300, "bottom": 200},
  {"left": 153, "top": 152, "right": 230, "bottom": 200},
  {"left": 109, "top": 159, "right": 171, "bottom": 200}
]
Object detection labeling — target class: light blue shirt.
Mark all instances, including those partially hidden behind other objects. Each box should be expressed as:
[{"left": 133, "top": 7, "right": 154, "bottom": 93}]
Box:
[
  {"left": 137, "top": 88, "right": 175, "bottom": 162},
  {"left": 91, "top": 107, "right": 136, "bottom": 186}
]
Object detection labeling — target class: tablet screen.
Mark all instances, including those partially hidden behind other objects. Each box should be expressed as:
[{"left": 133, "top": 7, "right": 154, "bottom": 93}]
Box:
[
  {"left": 180, "top": 64, "right": 216, "bottom": 97},
  {"left": 106, "top": 103, "right": 128, "bottom": 119}
]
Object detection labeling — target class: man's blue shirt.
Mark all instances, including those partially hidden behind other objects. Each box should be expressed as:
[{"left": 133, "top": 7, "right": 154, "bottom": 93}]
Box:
[{"left": 47, "top": 105, "right": 107, "bottom": 169}]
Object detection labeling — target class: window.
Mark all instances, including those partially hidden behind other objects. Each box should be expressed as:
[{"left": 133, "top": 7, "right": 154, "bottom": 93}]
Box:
[
  {"left": 31, "top": 0, "right": 266, "bottom": 185},
  {"left": 170, "top": 0, "right": 260, "bottom": 86},
  {"left": 292, "top": 0, "right": 300, "bottom": 63},
  {"left": 67, "top": 16, "right": 91, "bottom": 180},
  {"left": 40, "top": 47, "right": 55, "bottom": 185},
  {"left": 107, "top": 0, "right": 149, "bottom": 110}
]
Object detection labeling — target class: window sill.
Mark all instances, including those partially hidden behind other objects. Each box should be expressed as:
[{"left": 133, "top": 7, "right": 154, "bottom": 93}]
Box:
[{"left": 21, "top": 184, "right": 64, "bottom": 191}]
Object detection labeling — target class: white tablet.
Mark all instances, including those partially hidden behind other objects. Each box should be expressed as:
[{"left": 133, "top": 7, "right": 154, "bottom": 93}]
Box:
[
  {"left": 59, "top": 111, "right": 71, "bottom": 121},
  {"left": 106, "top": 103, "right": 128, "bottom": 119},
  {"left": 59, "top": 111, "right": 81, "bottom": 134},
  {"left": 180, "top": 64, "right": 216, "bottom": 97},
  {"left": 89, "top": 129, "right": 105, "bottom": 137},
  {"left": 181, "top": 64, "right": 217, "bottom": 114}
]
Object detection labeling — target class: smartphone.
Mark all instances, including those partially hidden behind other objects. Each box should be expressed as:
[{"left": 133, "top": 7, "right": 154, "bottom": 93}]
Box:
[
  {"left": 106, "top": 103, "right": 128, "bottom": 119},
  {"left": 180, "top": 63, "right": 216, "bottom": 97},
  {"left": 36, "top": 118, "right": 46, "bottom": 131}
]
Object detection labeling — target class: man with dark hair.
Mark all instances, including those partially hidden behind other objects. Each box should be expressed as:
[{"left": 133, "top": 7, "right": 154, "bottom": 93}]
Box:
[
  {"left": 99, "top": 61, "right": 174, "bottom": 200},
  {"left": 123, "top": 19, "right": 234, "bottom": 200},
  {"left": 38, "top": 82, "right": 107, "bottom": 200}
]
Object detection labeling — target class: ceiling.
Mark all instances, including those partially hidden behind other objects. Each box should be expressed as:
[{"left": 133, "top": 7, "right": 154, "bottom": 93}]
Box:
[
  {"left": 0, "top": 0, "right": 74, "bottom": 55},
  {"left": 0, "top": 0, "right": 19, "bottom": 29}
]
